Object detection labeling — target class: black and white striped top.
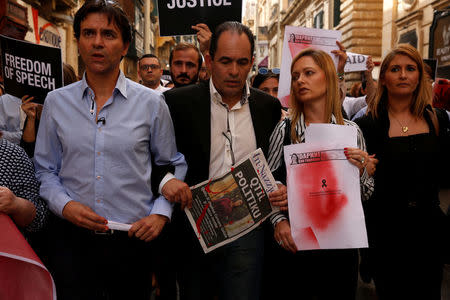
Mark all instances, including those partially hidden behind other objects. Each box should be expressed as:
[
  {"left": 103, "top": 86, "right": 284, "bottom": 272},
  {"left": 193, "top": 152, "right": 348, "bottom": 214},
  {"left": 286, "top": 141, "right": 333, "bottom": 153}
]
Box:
[
  {"left": 0, "top": 138, "right": 48, "bottom": 232},
  {"left": 267, "top": 113, "right": 375, "bottom": 226}
]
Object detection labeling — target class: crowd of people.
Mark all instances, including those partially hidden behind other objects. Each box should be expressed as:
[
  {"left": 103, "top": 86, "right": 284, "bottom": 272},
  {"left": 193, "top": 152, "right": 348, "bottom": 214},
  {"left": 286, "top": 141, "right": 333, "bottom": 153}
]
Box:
[{"left": 0, "top": 0, "right": 449, "bottom": 299}]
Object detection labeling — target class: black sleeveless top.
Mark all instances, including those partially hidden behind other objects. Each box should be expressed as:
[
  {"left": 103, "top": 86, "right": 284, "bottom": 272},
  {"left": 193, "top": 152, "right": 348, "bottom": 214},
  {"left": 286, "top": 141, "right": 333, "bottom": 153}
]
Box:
[{"left": 356, "top": 108, "right": 446, "bottom": 248}]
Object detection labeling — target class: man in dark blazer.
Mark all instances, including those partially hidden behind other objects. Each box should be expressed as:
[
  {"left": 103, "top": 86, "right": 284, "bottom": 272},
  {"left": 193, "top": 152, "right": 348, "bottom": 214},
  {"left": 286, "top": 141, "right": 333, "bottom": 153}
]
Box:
[{"left": 161, "top": 21, "right": 286, "bottom": 300}]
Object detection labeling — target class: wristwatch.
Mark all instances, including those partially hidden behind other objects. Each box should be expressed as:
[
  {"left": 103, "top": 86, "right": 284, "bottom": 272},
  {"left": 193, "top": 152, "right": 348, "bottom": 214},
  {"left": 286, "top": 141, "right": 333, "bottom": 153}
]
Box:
[{"left": 337, "top": 72, "right": 345, "bottom": 81}]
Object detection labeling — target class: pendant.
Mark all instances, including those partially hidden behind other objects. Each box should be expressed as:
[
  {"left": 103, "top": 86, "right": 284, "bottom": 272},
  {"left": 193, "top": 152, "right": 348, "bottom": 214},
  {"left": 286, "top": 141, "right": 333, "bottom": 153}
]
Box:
[{"left": 402, "top": 126, "right": 408, "bottom": 133}]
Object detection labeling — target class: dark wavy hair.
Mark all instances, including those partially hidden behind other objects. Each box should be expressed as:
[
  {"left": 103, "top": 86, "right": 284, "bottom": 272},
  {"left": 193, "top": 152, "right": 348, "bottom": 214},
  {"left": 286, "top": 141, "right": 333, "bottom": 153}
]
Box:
[{"left": 73, "top": 0, "right": 132, "bottom": 45}]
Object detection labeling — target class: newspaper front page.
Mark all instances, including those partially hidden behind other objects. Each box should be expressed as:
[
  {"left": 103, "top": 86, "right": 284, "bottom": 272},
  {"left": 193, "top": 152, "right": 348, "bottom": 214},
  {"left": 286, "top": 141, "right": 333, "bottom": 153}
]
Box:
[{"left": 185, "top": 148, "right": 278, "bottom": 253}]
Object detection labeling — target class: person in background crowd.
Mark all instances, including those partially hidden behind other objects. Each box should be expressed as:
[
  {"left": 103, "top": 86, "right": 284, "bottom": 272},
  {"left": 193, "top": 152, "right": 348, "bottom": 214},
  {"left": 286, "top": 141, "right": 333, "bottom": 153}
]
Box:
[
  {"left": 0, "top": 131, "right": 48, "bottom": 233},
  {"left": 20, "top": 63, "right": 78, "bottom": 158},
  {"left": 162, "top": 21, "right": 283, "bottom": 300},
  {"left": 0, "top": 93, "right": 22, "bottom": 144},
  {"left": 343, "top": 56, "right": 377, "bottom": 120},
  {"left": 169, "top": 43, "right": 202, "bottom": 88},
  {"left": 266, "top": 48, "right": 374, "bottom": 300},
  {"left": 138, "top": 54, "right": 169, "bottom": 93},
  {"left": 198, "top": 60, "right": 210, "bottom": 83},
  {"left": 433, "top": 78, "right": 450, "bottom": 111},
  {"left": 252, "top": 70, "right": 279, "bottom": 99},
  {"left": 165, "top": 80, "right": 175, "bottom": 88},
  {"left": 63, "top": 63, "right": 78, "bottom": 85},
  {"left": 33, "top": 1, "right": 187, "bottom": 299},
  {"left": 350, "top": 81, "right": 363, "bottom": 98},
  {"left": 251, "top": 69, "right": 288, "bottom": 121},
  {"left": 356, "top": 44, "right": 448, "bottom": 299}
]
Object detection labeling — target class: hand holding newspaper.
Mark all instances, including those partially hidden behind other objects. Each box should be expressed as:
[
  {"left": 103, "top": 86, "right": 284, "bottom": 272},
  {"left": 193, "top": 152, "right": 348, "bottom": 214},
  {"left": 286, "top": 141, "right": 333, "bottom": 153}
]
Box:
[{"left": 184, "top": 148, "right": 278, "bottom": 253}]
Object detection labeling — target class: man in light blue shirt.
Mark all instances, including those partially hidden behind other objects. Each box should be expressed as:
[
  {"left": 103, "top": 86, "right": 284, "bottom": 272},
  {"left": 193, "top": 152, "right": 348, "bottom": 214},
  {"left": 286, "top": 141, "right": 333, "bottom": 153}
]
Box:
[
  {"left": 0, "top": 93, "right": 23, "bottom": 144},
  {"left": 33, "top": 1, "right": 188, "bottom": 299}
]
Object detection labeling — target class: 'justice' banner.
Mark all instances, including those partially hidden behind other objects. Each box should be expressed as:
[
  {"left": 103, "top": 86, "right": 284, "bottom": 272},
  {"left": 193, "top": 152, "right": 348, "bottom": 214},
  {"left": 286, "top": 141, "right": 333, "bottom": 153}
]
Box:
[
  {"left": 0, "top": 213, "right": 56, "bottom": 300},
  {"left": 157, "top": 0, "right": 242, "bottom": 36},
  {"left": 283, "top": 124, "right": 368, "bottom": 250}
]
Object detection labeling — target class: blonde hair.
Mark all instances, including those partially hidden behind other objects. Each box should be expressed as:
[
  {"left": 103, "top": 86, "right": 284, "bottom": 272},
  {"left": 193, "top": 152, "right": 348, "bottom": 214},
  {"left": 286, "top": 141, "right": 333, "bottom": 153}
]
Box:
[
  {"left": 369, "top": 44, "right": 432, "bottom": 118},
  {"left": 289, "top": 48, "right": 344, "bottom": 143}
]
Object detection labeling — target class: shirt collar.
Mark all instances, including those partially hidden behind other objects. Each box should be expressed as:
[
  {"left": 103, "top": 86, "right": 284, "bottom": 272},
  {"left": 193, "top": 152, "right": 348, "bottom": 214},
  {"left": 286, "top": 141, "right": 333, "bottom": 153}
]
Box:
[
  {"left": 81, "top": 70, "right": 128, "bottom": 100},
  {"left": 209, "top": 78, "right": 250, "bottom": 109}
]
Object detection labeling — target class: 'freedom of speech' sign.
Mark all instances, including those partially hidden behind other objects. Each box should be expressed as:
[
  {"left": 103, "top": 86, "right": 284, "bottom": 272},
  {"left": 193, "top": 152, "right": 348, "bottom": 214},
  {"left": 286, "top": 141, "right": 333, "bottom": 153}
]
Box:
[
  {"left": 0, "top": 34, "right": 63, "bottom": 104},
  {"left": 157, "top": 0, "right": 242, "bottom": 36}
]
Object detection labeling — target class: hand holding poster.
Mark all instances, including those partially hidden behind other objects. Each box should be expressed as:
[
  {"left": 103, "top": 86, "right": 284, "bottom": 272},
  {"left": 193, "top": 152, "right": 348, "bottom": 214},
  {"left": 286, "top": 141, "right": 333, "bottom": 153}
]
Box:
[
  {"left": 157, "top": 0, "right": 242, "bottom": 36},
  {"left": 0, "top": 34, "right": 63, "bottom": 104},
  {"left": 278, "top": 26, "right": 342, "bottom": 107},
  {"left": 283, "top": 124, "right": 368, "bottom": 250},
  {"left": 185, "top": 148, "right": 278, "bottom": 253},
  {"left": 0, "top": 213, "right": 56, "bottom": 300}
]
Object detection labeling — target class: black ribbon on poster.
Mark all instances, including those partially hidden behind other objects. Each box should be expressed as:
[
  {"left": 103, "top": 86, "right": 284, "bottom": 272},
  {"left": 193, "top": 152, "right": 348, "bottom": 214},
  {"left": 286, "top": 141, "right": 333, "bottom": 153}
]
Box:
[
  {"left": 0, "top": 34, "right": 63, "bottom": 104},
  {"left": 157, "top": 0, "right": 242, "bottom": 36}
]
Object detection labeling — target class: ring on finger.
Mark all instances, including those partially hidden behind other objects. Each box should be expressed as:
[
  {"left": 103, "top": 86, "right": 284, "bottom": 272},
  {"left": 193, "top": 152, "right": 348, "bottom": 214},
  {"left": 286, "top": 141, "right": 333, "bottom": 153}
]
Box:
[
  {"left": 361, "top": 157, "right": 365, "bottom": 164},
  {"left": 278, "top": 240, "right": 283, "bottom": 246}
]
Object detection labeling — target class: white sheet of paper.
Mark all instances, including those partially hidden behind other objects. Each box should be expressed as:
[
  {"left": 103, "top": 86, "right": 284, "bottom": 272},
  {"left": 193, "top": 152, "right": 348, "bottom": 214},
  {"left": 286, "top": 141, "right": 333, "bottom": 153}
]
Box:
[
  {"left": 278, "top": 26, "right": 341, "bottom": 107},
  {"left": 283, "top": 126, "right": 368, "bottom": 250},
  {"left": 107, "top": 221, "right": 132, "bottom": 231},
  {"left": 305, "top": 123, "right": 357, "bottom": 148},
  {"left": 344, "top": 52, "right": 368, "bottom": 73}
]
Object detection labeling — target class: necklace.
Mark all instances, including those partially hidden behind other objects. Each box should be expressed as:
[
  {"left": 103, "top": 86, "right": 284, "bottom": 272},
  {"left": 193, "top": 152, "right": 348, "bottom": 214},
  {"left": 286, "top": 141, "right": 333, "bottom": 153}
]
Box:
[{"left": 389, "top": 111, "right": 411, "bottom": 133}]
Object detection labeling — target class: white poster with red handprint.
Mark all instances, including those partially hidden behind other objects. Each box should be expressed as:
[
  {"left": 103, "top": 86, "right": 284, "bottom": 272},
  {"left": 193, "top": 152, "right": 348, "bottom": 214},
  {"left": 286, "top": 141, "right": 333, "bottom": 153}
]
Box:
[
  {"left": 283, "top": 126, "right": 368, "bottom": 250},
  {"left": 278, "top": 26, "right": 341, "bottom": 108}
]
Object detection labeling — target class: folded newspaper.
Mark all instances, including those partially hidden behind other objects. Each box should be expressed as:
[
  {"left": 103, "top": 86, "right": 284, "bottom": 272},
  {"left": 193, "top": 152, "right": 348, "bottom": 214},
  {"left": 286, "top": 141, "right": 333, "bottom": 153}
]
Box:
[{"left": 185, "top": 148, "right": 279, "bottom": 253}]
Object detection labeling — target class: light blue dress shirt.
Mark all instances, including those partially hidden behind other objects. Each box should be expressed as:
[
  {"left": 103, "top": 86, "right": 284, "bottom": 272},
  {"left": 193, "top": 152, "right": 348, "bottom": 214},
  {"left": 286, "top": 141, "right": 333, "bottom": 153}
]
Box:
[
  {"left": 34, "top": 72, "right": 187, "bottom": 223},
  {"left": 0, "top": 94, "right": 22, "bottom": 144}
]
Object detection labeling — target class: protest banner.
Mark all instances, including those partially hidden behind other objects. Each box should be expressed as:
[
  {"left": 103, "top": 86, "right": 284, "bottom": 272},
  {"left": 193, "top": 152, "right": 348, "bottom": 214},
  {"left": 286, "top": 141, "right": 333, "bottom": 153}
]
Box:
[
  {"left": 283, "top": 124, "right": 368, "bottom": 250},
  {"left": 0, "top": 34, "right": 63, "bottom": 104},
  {"left": 0, "top": 213, "right": 56, "bottom": 300},
  {"left": 278, "top": 26, "right": 341, "bottom": 107},
  {"left": 344, "top": 52, "right": 368, "bottom": 73},
  {"left": 157, "top": 0, "right": 242, "bottom": 36},
  {"left": 185, "top": 148, "right": 278, "bottom": 253}
]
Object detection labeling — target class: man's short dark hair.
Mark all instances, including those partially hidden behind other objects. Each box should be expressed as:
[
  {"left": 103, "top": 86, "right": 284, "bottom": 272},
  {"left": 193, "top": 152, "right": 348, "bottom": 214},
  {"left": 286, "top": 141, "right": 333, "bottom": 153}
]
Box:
[
  {"left": 139, "top": 54, "right": 161, "bottom": 67},
  {"left": 74, "top": 0, "right": 132, "bottom": 45},
  {"left": 169, "top": 43, "right": 202, "bottom": 72},
  {"left": 210, "top": 21, "right": 254, "bottom": 60}
]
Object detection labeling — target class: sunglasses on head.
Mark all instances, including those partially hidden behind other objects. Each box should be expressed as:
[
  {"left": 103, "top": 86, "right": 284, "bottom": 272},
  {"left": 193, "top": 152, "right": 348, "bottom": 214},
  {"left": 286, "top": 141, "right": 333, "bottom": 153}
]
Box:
[{"left": 258, "top": 67, "right": 280, "bottom": 75}]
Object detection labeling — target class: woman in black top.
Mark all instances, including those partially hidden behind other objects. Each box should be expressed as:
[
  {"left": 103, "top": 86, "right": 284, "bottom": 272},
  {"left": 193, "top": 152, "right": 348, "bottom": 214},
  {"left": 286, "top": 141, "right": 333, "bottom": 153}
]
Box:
[{"left": 355, "top": 44, "right": 448, "bottom": 299}]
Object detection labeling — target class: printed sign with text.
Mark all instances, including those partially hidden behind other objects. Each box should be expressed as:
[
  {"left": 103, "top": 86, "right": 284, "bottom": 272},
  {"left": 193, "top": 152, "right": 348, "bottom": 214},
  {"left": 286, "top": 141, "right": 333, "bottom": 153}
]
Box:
[
  {"left": 0, "top": 34, "right": 63, "bottom": 104},
  {"left": 157, "top": 0, "right": 242, "bottom": 36}
]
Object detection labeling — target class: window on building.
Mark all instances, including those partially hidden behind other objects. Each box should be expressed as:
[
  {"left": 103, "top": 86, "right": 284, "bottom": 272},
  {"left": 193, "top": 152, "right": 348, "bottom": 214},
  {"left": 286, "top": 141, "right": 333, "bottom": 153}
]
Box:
[
  {"left": 313, "top": 11, "right": 324, "bottom": 29},
  {"left": 334, "top": 0, "right": 341, "bottom": 27},
  {"left": 134, "top": 0, "right": 144, "bottom": 57}
]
